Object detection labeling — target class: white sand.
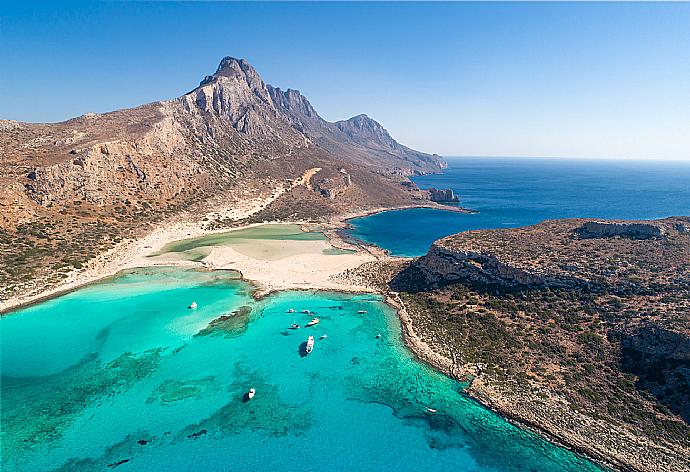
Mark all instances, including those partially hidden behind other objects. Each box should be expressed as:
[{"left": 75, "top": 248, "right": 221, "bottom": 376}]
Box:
[{"left": 203, "top": 239, "right": 376, "bottom": 295}]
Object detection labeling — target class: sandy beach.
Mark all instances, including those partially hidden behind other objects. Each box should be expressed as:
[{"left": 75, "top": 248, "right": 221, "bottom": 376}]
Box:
[{"left": 0, "top": 195, "right": 389, "bottom": 314}]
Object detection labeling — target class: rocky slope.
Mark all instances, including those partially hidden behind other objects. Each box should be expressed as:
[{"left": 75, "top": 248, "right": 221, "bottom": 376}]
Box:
[
  {"left": 268, "top": 86, "right": 444, "bottom": 175},
  {"left": 389, "top": 217, "right": 690, "bottom": 471},
  {"left": 0, "top": 56, "right": 439, "bottom": 301}
]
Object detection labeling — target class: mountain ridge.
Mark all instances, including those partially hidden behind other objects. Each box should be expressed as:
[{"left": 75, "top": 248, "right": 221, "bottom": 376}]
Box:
[{"left": 0, "top": 56, "right": 443, "bottom": 301}]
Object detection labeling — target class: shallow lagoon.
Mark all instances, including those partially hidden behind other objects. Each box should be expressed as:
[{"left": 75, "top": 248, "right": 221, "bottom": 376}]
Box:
[
  {"left": 1, "top": 267, "right": 604, "bottom": 471},
  {"left": 151, "top": 224, "right": 338, "bottom": 262}
]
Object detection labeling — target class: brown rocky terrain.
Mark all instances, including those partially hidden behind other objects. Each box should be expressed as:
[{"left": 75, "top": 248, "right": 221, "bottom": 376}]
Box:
[
  {"left": 0, "top": 57, "right": 442, "bottom": 303},
  {"left": 365, "top": 217, "right": 690, "bottom": 471}
]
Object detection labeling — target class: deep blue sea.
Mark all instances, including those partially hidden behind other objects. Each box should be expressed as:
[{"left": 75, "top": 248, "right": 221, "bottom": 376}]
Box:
[{"left": 349, "top": 157, "right": 690, "bottom": 256}]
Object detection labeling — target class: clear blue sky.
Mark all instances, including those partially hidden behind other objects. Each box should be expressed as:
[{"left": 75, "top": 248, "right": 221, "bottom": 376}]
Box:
[{"left": 2, "top": 1, "right": 689, "bottom": 159}]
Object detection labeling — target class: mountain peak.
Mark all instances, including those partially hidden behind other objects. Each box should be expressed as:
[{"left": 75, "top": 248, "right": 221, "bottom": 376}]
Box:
[
  {"left": 215, "top": 56, "right": 251, "bottom": 76},
  {"left": 198, "top": 56, "right": 262, "bottom": 88},
  {"left": 338, "top": 113, "right": 387, "bottom": 136}
]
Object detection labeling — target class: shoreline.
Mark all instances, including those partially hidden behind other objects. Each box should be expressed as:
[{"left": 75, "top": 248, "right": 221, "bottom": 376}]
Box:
[
  {"left": 0, "top": 200, "right": 470, "bottom": 315},
  {"left": 1, "top": 202, "right": 621, "bottom": 471},
  {"left": 386, "top": 290, "right": 619, "bottom": 472}
]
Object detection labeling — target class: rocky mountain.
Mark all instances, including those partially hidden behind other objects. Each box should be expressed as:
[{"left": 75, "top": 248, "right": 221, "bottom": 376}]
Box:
[
  {"left": 0, "top": 56, "right": 441, "bottom": 300},
  {"left": 268, "top": 86, "right": 444, "bottom": 175},
  {"left": 389, "top": 217, "right": 690, "bottom": 471}
]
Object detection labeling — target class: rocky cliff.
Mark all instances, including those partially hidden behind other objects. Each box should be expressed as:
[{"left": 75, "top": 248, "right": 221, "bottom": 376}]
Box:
[
  {"left": 576, "top": 221, "right": 665, "bottom": 239},
  {"left": 395, "top": 217, "right": 688, "bottom": 294},
  {"left": 427, "top": 188, "right": 460, "bottom": 203}
]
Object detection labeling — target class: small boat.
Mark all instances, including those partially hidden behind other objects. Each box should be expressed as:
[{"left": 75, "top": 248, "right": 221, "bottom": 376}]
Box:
[
  {"left": 306, "top": 336, "right": 314, "bottom": 354},
  {"left": 320, "top": 334, "right": 327, "bottom": 340},
  {"left": 357, "top": 310, "right": 367, "bottom": 314},
  {"left": 289, "top": 323, "right": 300, "bottom": 330},
  {"left": 305, "top": 318, "right": 320, "bottom": 327},
  {"left": 188, "top": 302, "right": 198, "bottom": 310},
  {"left": 301, "top": 309, "right": 312, "bottom": 314},
  {"left": 287, "top": 308, "right": 295, "bottom": 313},
  {"left": 248, "top": 388, "right": 256, "bottom": 399},
  {"left": 375, "top": 334, "right": 381, "bottom": 339},
  {"left": 426, "top": 407, "right": 437, "bottom": 414}
]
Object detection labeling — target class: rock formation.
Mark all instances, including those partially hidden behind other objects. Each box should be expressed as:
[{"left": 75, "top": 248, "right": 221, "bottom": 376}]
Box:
[
  {"left": 576, "top": 221, "right": 664, "bottom": 239},
  {"left": 427, "top": 188, "right": 460, "bottom": 203}
]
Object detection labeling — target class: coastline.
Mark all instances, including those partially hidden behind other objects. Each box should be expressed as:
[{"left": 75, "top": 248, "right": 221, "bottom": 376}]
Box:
[
  {"left": 0, "top": 199, "right": 471, "bottom": 315},
  {"left": 386, "top": 290, "right": 619, "bottom": 472},
  {"left": 1, "top": 199, "right": 619, "bottom": 471}
]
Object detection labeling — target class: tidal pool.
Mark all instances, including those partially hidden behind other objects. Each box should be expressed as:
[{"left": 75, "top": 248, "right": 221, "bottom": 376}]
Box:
[{"left": 1, "top": 267, "right": 604, "bottom": 471}]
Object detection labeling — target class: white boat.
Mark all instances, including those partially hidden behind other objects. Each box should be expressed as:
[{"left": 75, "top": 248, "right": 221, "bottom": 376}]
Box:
[
  {"left": 320, "top": 334, "right": 327, "bottom": 340},
  {"left": 306, "top": 336, "right": 314, "bottom": 354},
  {"left": 375, "top": 334, "right": 381, "bottom": 339},
  {"left": 305, "top": 317, "right": 320, "bottom": 327},
  {"left": 287, "top": 308, "right": 295, "bottom": 313},
  {"left": 426, "top": 407, "right": 437, "bottom": 414},
  {"left": 301, "top": 309, "right": 311, "bottom": 314},
  {"left": 289, "top": 323, "right": 300, "bottom": 330},
  {"left": 188, "top": 302, "right": 198, "bottom": 310},
  {"left": 248, "top": 388, "right": 256, "bottom": 399},
  {"left": 357, "top": 310, "right": 367, "bottom": 314}
]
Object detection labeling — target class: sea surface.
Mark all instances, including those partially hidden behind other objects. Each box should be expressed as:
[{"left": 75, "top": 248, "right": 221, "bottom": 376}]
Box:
[
  {"left": 349, "top": 157, "right": 690, "bottom": 256},
  {"left": 1, "top": 267, "right": 604, "bottom": 471}
]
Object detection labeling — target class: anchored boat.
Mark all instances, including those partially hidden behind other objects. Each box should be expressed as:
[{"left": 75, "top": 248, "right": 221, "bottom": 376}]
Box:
[
  {"left": 305, "top": 317, "right": 320, "bottom": 327},
  {"left": 247, "top": 388, "right": 256, "bottom": 399},
  {"left": 188, "top": 301, "right": 198, "bottom": 310},
  {"left": 306, "top": 336, "right": 314, "bottom": 354}
]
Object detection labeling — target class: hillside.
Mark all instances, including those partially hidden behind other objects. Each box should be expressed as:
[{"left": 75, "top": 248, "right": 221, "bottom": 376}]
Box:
[
  {"left": 386, "top": 217, "right": 690, "bottom": 471},
  {"left": 0, "top": 57, "right": 442, "bottom": 302}
]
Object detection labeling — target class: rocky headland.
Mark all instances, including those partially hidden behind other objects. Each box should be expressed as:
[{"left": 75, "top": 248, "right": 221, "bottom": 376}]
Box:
[{"left": 377, "top": 217, "right": 690, "bottom": 471}]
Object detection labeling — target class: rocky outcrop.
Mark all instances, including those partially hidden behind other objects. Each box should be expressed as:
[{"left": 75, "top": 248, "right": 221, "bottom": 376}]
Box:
[
  {"left": 391, "top": 243, "right": 580, "bottom": 292},
  {"left": 314, "top": 169, "right": 352, "bottom": 200},
  {"left": 576, "top": 221, "right": 664, "bottom": 239},
  {"left": 427, "top": 188, "right": 459, "bottom": 203},
  {"left": 620, "top": 326, "right": 690, "bottom": 422}
]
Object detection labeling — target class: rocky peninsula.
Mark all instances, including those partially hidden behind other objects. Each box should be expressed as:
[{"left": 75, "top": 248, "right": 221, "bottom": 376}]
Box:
[{"left": 371, "top": 217, "right": 690, "bottom": 472}]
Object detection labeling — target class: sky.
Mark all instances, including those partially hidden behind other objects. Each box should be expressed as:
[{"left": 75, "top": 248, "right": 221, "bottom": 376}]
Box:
[{"left": 1, "top": 1, "right": 689, "bottom": 160}]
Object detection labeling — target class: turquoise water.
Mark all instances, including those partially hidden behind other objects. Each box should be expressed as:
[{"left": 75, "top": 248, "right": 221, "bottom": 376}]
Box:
[
  {"left": 1, "top": 267, "right": 604, "bottom": 471},
  {"left": 349, "top": 157, "right": 690, "bottom": 256}
]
